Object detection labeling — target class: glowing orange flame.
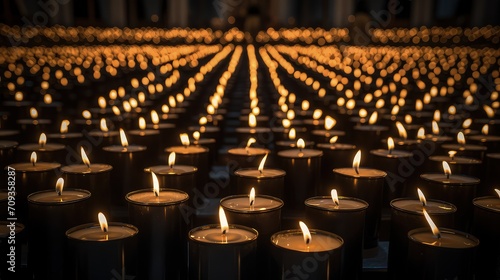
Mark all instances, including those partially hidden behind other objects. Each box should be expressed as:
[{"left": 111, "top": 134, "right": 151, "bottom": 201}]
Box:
[
  {"left": 119, "top": 128, "right": 129, "bottom": 147},
  {"left": 417, "top": 188, "right": 427, "bottom": 206},
  {"left": 325, "top": 116, "right": 336, "bottom": 130},
  {"left": 249, "top": 187, "right": 255, "bottom": 206},
  {"left": 331, "top": 189, "right": 339, "bottom": 206},
  {"left": 353, "top": 150, "right": 361, "bottom": 175},
  {"left": 329, "top": 136, "right": 338, "bottom": 144},
  {"left": 387, "top": 137, "right": 394, "bottom": 153},
  {"left": 396, "top": 122, "right": 407, "bottom": 139},
  {"left": 138, "top": 117, "right": 146, "bottom": 130},
  {"left": 432, "top": 121, "right": 440, "bottom": 135},
  {"left": 297, "top": 138, "right": 305, "bottom": 150},
  {"left": 168, "top": 152, "right": 176, "bottom": 168},
  {"left": 219, "top": 207, "right": 229, "bottom": 235},
  {"left": 423, "top": 208, "right": 441, "bottom": 238},
  {"left": 249, "top": 113, "right": 257, "bottom": 128},
  {"left": 258, "top": 154, "right": 268, "bottom": 174},
  {"left": 180, "top": 133, "right": 190, "bottom": 146},
  {"left": 82, "top": 110, "right": 91, "bottom": 119},
  {"left": 457, "top": 132, "right": 466, "bottom": 145},
  {"left": 368, "top": 111, "right": 378, "bottom": 125},
  {"left": 100, "top": 119, "right": 109, "bottom": 132},
  {"left": 60, "top": 120, "right": 70, "bottom": 133},
  {"left": 39, "top": 133, "right": 47, "bottom": 147},
  {"left": 30, "top": 151, "right": 37, "bottom": 166},
  {"left": 312, "top": 109, "right": 322, "bottom": 120},
  {"left": 81, "top": 147, "right": 90, "bottom": 167},
  {"left": 299, "top": 221, "right": 311, "bottom": 245},
  {"left": 30, "top": 107, "right": 38, "bottom": 119},
  {"left": 152, "top": 172, "right": 160, "bottom": 197},
  {"left": 482, "top": 124, "right": 489, "bottom": 136},
  {"left": 301, "top": 100, "right": 310, "bottom": 111},
  {"left": 289, "top": 128, "right": 296, "bottom": 140},
  {"left": 442, "top": 161, "right": 451, "bottom": 178},
  {"left": 151, "top": 110, "right": 159, "bottom": 125},
  {"left": 98, "top": 212, "right": 108, "bottom": 233}
]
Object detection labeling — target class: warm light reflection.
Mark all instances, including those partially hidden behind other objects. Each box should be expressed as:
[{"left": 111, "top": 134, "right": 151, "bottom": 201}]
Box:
[
  {"left": 152, "top": 172, "right": 160, "bottom": 197},
  {"left": 81, "top": 147, "right": 91, "bottom": 167},
  {"left": 353, "top": 150, "right": 361, "bottom": 175},
  {"left": 249, "top": 187, "right": 255, "bottom": 206},
  {"left": 299, "top": 221, "right": 311, "bottom": 245},
  {"left": 423, "top": 208, "right": 441, "bottom": 239},
  {"left": 417, "top": 188, "right": 427, "bottom": 206},
  {"left": 219, "top": 207, "right": 229, "bottom": 235},
  {"left": 119, "top": 128, "right": 129, "bottom": 147},
  {"left": 55, "top": 178, "right": 64, "bottom": 196},
  {"left": 98, "top": 212, "right": 108, "bottom": 233},
  {"left": 331, "top": 189, "right": 339, "bottom": 206}
]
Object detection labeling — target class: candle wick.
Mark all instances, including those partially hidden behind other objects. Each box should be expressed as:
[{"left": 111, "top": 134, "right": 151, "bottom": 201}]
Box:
[
  {"left": 86, "top": 163, "right": 90, "bottom": 168},
  {"left": 306, "top": 238, "right": 310, "bottom": 245},
  {"left": 32, "top": 162, "right": 36, "bottom": 167},
  {"left": 57, "top": 191, "right": 61, "bottom": 196},
  {"left": 446, "top": 174, "right": 450, "bottom": 179},
  {"left": 222, "top": 230, "right": 226, "bottom": 235},
  {"left": 250, "top": 200, "right": 254, "bottom": 207},
  {"left": 388, "top": 149, "right": 392, "bottom": 155},
  {"left": 259, "top": 169, "right": 263, "bottom": 175}
]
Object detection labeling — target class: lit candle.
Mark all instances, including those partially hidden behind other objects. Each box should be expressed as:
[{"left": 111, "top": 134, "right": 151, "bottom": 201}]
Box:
[
  {"left": 471, "top": 189, "right": 500, "bottom": 279},
  {"left": 316, "top": 136, "right": 357, "bottom": 187},
  {"left": 235, "top": 113, "right": 272, "bottom": 148},
  {"left": 483, "top": 153, "right": 500, "bottom": 196},
  {"left": 310, "top": 115, "right": 345, "bottom": 144},
  {"left": 66, "top": 212, "right": 139, "bottom": 280},
  {"left": 16, "top": 132, "right": 66, "bottom": 163},
  {"left": 87, "top": 118, "right": 119, "bottom": 151},
  {"left": 128, "top": 117, "right": 161, "bottom": 163},
  {"left": 332, "top": 150, "right": 387, "bottom": 248},
  {"left": 46, "top": 119, "right": 83, "bottom": 149},
  {"left": 61, "top": 147, "right": 113, "bottom": 220},
  {"left": 275, "top": 128, "right": 315, "bottom": 152},
  {"left": 388, "top": 188, "right": 457, "bottom": 279},
  {"left": 192, "top": 130, "right": 218, "bottom": 166},
  {"left": 352, "top": 111, "right": 390, "bottom": 154},
  {"left": 426, "top": 151, "right": 482, "bottom": 181},
  {"left": 226, "top": 138, "right": 270, "bottom": 174},
  {"left": 0, "top": 140, "right": 18, "bottom": 170},
  {"left": 305, "top": 189, "right": 368, "bottom": 279},
  {"left": 16, "top": 107, "right": 52, "bottom": 143},
  {"left": 188, "top": 207, "right": 258, "bottom": 279},
  {"left": 102, "top": 128, "right": 147, "bottom": 210},
  {"left": 220, "top": 188, "right": 284, "bottom": 278},
  {"left": 27, "top": 178, "right": 91, "bottom": 279},
  {"left": 146, "top": 110, "right": 177, "bottom": 147},
  {"left": 233, "top": 154, "right": 285, "bottom": 199},
  {"left": 441, "top": 131, "right": 487, "bottom": 160},
  {"left": 406, "top": 209, "right": 479, "bottom": 279},
  {"left": 277, "top": 138, "right": 323, "bottom": 215},
  {"left": 126, "top": 172, "right": 190, "bottom": 280},
  {"left": 165, "top": 133, "right": 210, "bottom": 187},
  {"left": 468, "top": 124, "right": 500, "bottom": 153},
  {"left": 269, "top": 221, "right": 344, "bottom": 280},
  {"left": 420, "top": 161, "right": 480, "bottom": 231}
]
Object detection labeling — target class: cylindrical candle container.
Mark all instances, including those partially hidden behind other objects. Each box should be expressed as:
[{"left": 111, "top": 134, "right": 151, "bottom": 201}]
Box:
[
  {"left": 147, "top": 123, "right": 176, "bottom": 147},
  {"left": 188, "top": 224, "right": 258, "bottom": 280},
  {"left": 16, "top": 142, "right": 66, "bottom": 163},
  {"left": 0, "top": 141, "right": 17, "bottom": 171},
  {"left": 483, "top": 153, "right": 500, "bottom": 196},
  {"left": 274, "top": 139, "right": 315, "bottom": 153},
  {"left": 126, "top": 188, "right": 189, "bottom": 280},
  {"left": 0, "top": 130, "right": 19, "bottom": 141},
  {"left": 310, "top": 129, "right": 345, "bottom": 145},
  {"left": 277, "top": 148, "right": 323, "bottom": 214},
  {"left": 27, "top": 189, "right": 91, "bottom": 279},
  {"left": 7, "top": 161, "right": 61, "bottom": 222},
  {"left": 86, "top": 130, "right": 119, "bottom": 157},
  {"left": 46, "top": 132, "right": 83, "bottom": 151},
  {"left": 270, "top": 229, "right": 344, "bottom": 280},
  {"left": 469, "top": 134, "right": 500, "bottom": 153},
  {"left": 234, "top": 168, "right": 286, "bottom": 200},
  {"left": 17, "top": 118, "right": 52, "bottom": 143},
  {"left": 369, "top": 148, "right": 413, "bottom": 205},
  {"left": 220, "top": 194, "right": 284, "bottom": 278},
  {"left": 420, "top": 173, "right": 480, "bottom": 231},
  {"left": 165, "top": 145, "right": 210, "bottom": 189},
  {"left": 426, "top": 155, "right": 482, "bottom": 179},
  {"left": 331, "top": 167, "right": 387, "bottom": 248},
  {"left": 128, "top": 128, "right": 161, "bottom": 164},
  {"left": 226, "top": 146, "right": 270, "bottom": 175},
  {"left": 388, "top": 198, "right": 457, "bottom": 279},
  {"left": 406, "top": 227, "right": 479, "bottom": 280},
  {"left": 441, "top": 143, "right": 487, "bottom": 160},
  {"left": 472, "top": 195, "right": 500, "bottom": 280},
  {"left": 316, "top": 142, "right": 357, "bottom": 188},
  {"left": 61, "top": 163, "right": 113, "bottom": 221},
  {"left": 0, "top": 221, "right": 25, "bottom": 280},
  {"left": 235, "top": 127, "right": 273, "bottom": 148},
  {"left": 271, "top": 126, "right": 308, "bottom": 142},
  {"left": 352, "top": 125, "right": 389, "bottom": 154},
  {"left": 66, "top": 222, "right": 139, "bottom": 280},
  {"left": 305, "top": 196, "right": 368, "bottom": 279}
]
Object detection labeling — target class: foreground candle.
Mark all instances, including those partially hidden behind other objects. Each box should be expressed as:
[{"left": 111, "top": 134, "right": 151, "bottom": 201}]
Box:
[
  {"left": 27, "top": 178, "right": 91, "bottom": 279},
  {"left": 220, "top": 190, "right": 284, "bottom": 278},
  {"left": 332, "top": 150, "right": 386, "bottom": 248},
  {"left": 406, "top": 209, "right": 479, "bottom": 279},
  {"left": 188, "top": 207, "right": 258, "bottom": 280},
  {"left": 126, "top": 176, "right": 189, "bottom": 280},
  {"left": 66, "top": 213, "right": 139, "bottom": 280},
  {"left": 305, "top": 190, "right": 368, "bottom": 280},
  {"left": 270, "top": 222, "right": 344, "bottom": 280},
  {"left": 16, "top": 133, "right": 66, "bottom": 163},
  {"left": 226, "top": 138, "right": 270, "bottom": 174}
]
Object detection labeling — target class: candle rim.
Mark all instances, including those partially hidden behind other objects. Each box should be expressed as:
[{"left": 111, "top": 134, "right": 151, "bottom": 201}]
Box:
[
  {"left": 316, "top": 142, "right": 356, "bottom": 150},
  {"left": 145, "top": 165, "right": 198, "bottom": 175},
  {"left": 310, "top": 129, "right": 345, "bottom": 137},
  {"left": 420, "top": 173, "right": 480, "bottom": 185},
  {"left": 103, "top": 145, "right": 147, "bottom": 152},
  {"left": 487, "top": 153, "right": 500, "bottom": 160},
  {"left": 468, "top": 134, "right": 500, "bottom": 142},
  {"left": 235, "top": 127, "right": 272, "bottom": 133},
  {"left": 6, "top": 162, "right": 61, "bottom": 172},
  {"left": 227, "top": 147, "right": 270, "bottom": 156},
  {"left": 146, "top": 123, "right": 176, "bottom": 129},
  {"left": 61, "top": 163, "right": 113, "bottom": 174},
  {"left": 125, "top": 188, "right": 189, "bottom": 206},
  {"left": 0, "top": 130, "right": 20, "bottom": 136},
  {"left": 17, "top": 118, "right": 52, "bottom": 124},
  {"left": 220, "top": 194, "right": 284, "bottom": 213},
  {"left": 17, "top": 143, "right": 66, "bottom": 151},
  {"left": 408, "top": 227, "right": 479, "bottom": 249},
  {"left": 187, "top": 125, "right": 220, "bottom": 132},
  {"left": 304, "top": 196, "right": 369, "bottom": 212},
  {"left": 234, "top": 167, "right": 286, "bottom": 179},
  {"left": 27, "top": 188, "right": 91, "bottom": 205},
  {"left": 472, "top": 196, "right": 500, "bottom": 213},
  {"left": 441, "top": 143, "right": 488, "bottom": 151},
  {"left": 332, "top": 167, "right": 387, "bottom": 179},
  {"left": 88, "top": 130, "right": 120, "bottom": 137},
  {"left": 270, "top": 126, "right": 307, "bottom": 133},
  {"left": 0, "top": 140, "right": 18, "bottom": 149},
  {"left": 353, "top": 124, "right": 389, "bottom": 131},
  {"left": 66, "top": 222, "right": 139, "bottom": 242},
  {"left": 270, "top": 228, "right": 344, "bottom": 252},
  {"left": 165, "top": 145, "right": 209, "bottom": 154},
  {"left": 45, "top": 132, "right": 84, "bottom": 139},
  {"left": 369, "top": 148, "right": 413, "bottom": 158},
  {"left": 188, "top": 224, "right": 258, "bottom": 244},
  {"left": 127, "top": 129, "right": 160, "bottom": 136},
  {"left": 277, "top": 148, "right": 323, "bottom": 158},
  {"left": 390, "top": 198, "right": 457, "bottom": 215},
  {"left": 428, "top": 155, "right": 482, "bottom": 164}
]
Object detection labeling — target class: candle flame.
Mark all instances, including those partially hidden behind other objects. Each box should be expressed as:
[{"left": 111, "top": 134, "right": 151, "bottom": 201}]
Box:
[
  {"left": 368, "top": 111, "right": 378, "bottom": 125},
  {"left": 282, "top": 119, "right": 291, "bottom": 129},
  {"left": 462, "top": 118, "right": 472, "bottom": 129},
  {"left": 100, "top": 118, "right": 109, "bottom": 132},
  {"left": 286, "top": 110, "right": 294, "bottom": 120},
  {"left": 162, "top": 105, "right": 170, "bottom": 114},
  {"left": 81, "top": 147, "right": 91, "bottom": 167},
  {"left": 55, "top": 178, "right": 64, "bottom": 196},
  {"left": 169, "top": 96, "right": 176, "bottom": 107},
  {"left": 122, "top": 101, "right": 131, "bottom": 113},
  {"left": 152, "top": 172, "right": 160, "bottom": 197},
  {"left": 249, "top": 187, "right": 255, "bottom": 206},
  {"left": 199, "top": 117, "right": 208, "bottom": 126},
  {"left": 417, "top": 188, "right": 427, "bottom": 206},
  {"left": 60, "top": 120, "right": 70, "bottom": 133},
  {"left": 448, "top": 150, "right": 457, "bottom": 159},
  {"left": 246, "top": 138, "right": 256, "bottom": 149},
  {"left": 457, "top": 132, "right": 466, "bottom": 145},
  {"left": 119, "top": 128, "right": 129, "bottom": 147},
  {"left": 98, "top": 212, "right": 108, "bottom": 233},
  {"left": 391, "top": 105, "right": 400, "bottom": 115},
  {"left": 30, "top": 151, "right": 37, "bottom": 166},
  {"left": 139, "top": 117, "right": 146, "bottom": 130},
  {"left": 482, "top": 124, "right": 489, "bottom": 135},
  {"left": 39, "top": 133, "right": 47, "bottom": 147},
  {"left": 432, "top": 121, "right": 440, "bottom": 135},
  {"left": 193, "top": 131, "right": 200, "bottom": 141},
  {"left": 312, "top": 109, "right": 322, "bottom": 120},
  {"left": 324, "top": 116, "right": 336, "bottom": 130},
  {"left": 405, "top": 114, "right": 412, "bottom": 124},
  {"left": 353, "top": 150, "right": 361, "bottom": 175},
  {"left": 417, "top": 127, "right": 426, "bottom": 139},
  {"left": 415, "top": 99, "right": 423, "bottom": 111},
  {"left": 395, "top": 122, "right": 407, "bottom": 139},
  {"left": 329, "top": 136, "right": 338, "bottom": 144},
  {"left": 98, "top": 97, "right": 106, "bottom": 109},
  {"left": 44, "top": 94, "right": 52, "bottom": 104},
  {"left": 442, "top": 161, "right": 451, "bottom": 178},
  {"left": 331, "top": 189, "right": 339, "bottom": 206},
  {"left": 346, "top": 99, "right": 356, "bottom": 110},
  {"left": 297, "top": 138, "right": 305, "bottom": 149},
  {"left": 423, "top": 208, "right": 441, "bottom": 238},
  {"left": 82, "top": 110, "right": 91, "bottom": 119},
  {"left": 151, "top": 110, "right": 160, "bottom": 125},
  {"left": 219, "top": 207, "right": 229, "bottom": 235},
  {"left": 180, "top": 133, "right": 190, "bottom": 146},
  {"left": 249, "top": 113, "right": 257, "bottom": 128},
  {"left": 112, "top": 106, "right": 120, "bottom": 116},
  {"left": 289, "top": 128, "right": 296, "bottom": 140},
  {"left": 301, "top": 100, "right": 310, "bottom": 111},
  {"left": 433, "top": 110, "right": 441, "bottom": 122},
  {"left": 495, "top": 189, "right": 500, "bottom": 198},
  {"left": 359, "top": 109, "right": 368, "bottom": 118},
  {"left": 387, "top": 137, "right": 394, "bottom": 153},
  {"left": 168, "top": 152, "right": 176, "bottom": 168},
  {"left": 484, "top": 105, "right": 495, "bottom": 118},
  {"left": 30, "top": 107, "right": 38, "bottom": 119},
  {"left": 14, "top": 91, "right": 23, "bottom": 101},
  {"left": 299, "top": 221, "right": 311, "bottom": 245},
  {"left": 258, "top": 154, "right": 268, "bottom": 174}
]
